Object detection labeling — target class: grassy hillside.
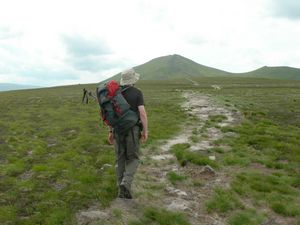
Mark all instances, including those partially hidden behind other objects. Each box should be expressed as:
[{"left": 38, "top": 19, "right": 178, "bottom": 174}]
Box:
[
  {"left": 134, "top": 54, "right": 232, "bottom": 79},
  {"left": 109, "top": 54, "right": 231, "bottom": 81},
  {"left": 0, "top": 77, "right": 299, "bottom": 224},
  {"left": 239, "top": 66, "right": 300, "bottom": 80},
  {"left": 107, "top": 55, "right": 300, "bottom": 82}
]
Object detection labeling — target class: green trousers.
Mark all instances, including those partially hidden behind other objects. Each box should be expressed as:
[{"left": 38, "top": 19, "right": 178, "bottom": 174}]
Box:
[{"left": 113, "top": 125, "right": 140, "bottom": 192}]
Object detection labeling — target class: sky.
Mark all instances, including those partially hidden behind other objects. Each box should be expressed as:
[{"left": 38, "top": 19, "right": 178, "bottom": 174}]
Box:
[{"left": 0, "top": 0, "right": 299, "bottom": 87}]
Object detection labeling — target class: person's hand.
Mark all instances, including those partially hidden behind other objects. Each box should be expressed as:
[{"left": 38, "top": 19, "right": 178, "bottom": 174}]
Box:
[
  {"left": 108, "top": 132, "right": 114, "bottom": 145},
  {"left": 141, "top": 130, "right": 148, "bottom": 143}
]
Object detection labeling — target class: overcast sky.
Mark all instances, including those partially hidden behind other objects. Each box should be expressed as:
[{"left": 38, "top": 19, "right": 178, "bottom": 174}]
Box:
[{"left": 0, "top": 0, "right": 299, "bottom": 86}]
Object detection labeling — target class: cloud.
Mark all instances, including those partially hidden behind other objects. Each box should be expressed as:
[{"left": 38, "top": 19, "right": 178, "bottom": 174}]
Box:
[
  {"left": 0, "top": 64, "right": 80, "bottom": 86},
  {"left": 0, "top": 31, "right": 129, "bottom": 86},
  {"left": 0, "top": 41, "right": 80, "bottom": 86},
  {"left": 0, "top": 27, "right": 22, "bottom": 40},
  {"left": 62, "top": 34, "right": 128, "bottom": 73},
  {"left": 185, "top": 35, "right": 207, "bottom": 45},
  {"left": 62, "top": 35, "right": 111, "bottom": 57},
  {"left": 1, "top": 0, "right": 300, "bottom": 86},
  {"left": 67, "top": 56, "right": 124, "bottom": 72},
  {"left": 270, "top": 0, "right": 300, "bottom": 19},
  {"left": 19, "top": 66, "right": 79, "bottom": 80}
]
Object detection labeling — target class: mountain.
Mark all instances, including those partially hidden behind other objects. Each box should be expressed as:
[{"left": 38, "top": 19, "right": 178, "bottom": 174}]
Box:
[
  {"left": 0, "top": 83, "right": 41, "bottom": 92},
  {"left": 238, "top": 66, "right": 300, "bottom": 80},
  {"left": 109, "top": 54, "right": 231, "bottom": 81},
  {"left": 134, "top": 54, "right": 232, "bottom": 79},
  {"left": 108, "top": 54, "right": 300, "bottom": 81}
]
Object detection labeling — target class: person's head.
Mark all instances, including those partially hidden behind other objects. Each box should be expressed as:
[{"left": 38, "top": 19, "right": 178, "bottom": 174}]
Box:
[{"left": 120, "top": 68, "right": 140, "bottom": 86}]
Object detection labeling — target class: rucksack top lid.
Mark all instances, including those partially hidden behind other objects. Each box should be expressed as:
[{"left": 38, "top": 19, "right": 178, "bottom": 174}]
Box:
[{"left": 106, "top": 80, "right": 120, "bottom": 98}]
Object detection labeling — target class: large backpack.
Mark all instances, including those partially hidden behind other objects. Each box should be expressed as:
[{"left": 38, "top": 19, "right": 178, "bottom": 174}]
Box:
[{"left": 96, "top": 80, "right": 139, "bottom": 134}]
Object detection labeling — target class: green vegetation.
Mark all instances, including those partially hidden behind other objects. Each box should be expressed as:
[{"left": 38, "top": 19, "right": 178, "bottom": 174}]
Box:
[
  {"left": 171, "top": 143, "right": 219, "bottom": 168},
  {"left": 206, "top": 187, "right": 244, "bottom": 213},
  {"left": 112, "top": 208, "right": 123, "bottom": 219},
  {"left": 231, "top": 172, "right": 300, "bottom": 216},
  {"left": 167, "top": 171, "right": 187, "bottom": 185},
  {"left": 199, "top": 77, "right": 300, "bottom": 223},
  {"left": 0, "top": 81, "right": 187, "bottom": 224},
  {"left": 228, "top": 209, "right": 266, "bottom": 225},
  {"left": 201, "top": 114, "right": 227, "bottom": 131},
  {"left": 242, "top": 66, "right": 300, "bottom": 80},
  {"left": 129, "top": 207, "right": 190, "bottom": 225},
  {"left": 1, "top": 76, "right": 300, "bottom": 224}
]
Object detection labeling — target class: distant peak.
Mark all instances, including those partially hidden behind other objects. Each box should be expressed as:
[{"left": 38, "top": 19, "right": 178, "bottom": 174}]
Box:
[
  {"left": 172, "top": 54, "right": 181, "bottom": 57},
  {"left": 260, "top": 65, "right": 295, "bottom": 70},
  {"left": 171, "top": 54, "right": 186, "bottom": 59},
  {"left": 159, "top": 54, "right": 185, "bottom": 59}
]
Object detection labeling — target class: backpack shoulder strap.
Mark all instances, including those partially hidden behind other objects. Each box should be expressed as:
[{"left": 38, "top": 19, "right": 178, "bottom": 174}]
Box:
[{"left": 120, "top": 85, "right": 131, "bottom": 93}]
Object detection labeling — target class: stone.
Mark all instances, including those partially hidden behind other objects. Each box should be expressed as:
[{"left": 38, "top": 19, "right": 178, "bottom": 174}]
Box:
[
  {"left": 165, "top": 187, "right": 188, "bottom": 197},
  {"left": 167, "top": 199, "right": 189, "bottom": 211},
  {"left": 100, "top": 164, "right": 112, "bottom": 170},
  {"left": 76, "top": 210, "right": 108, "bottom": 225},
  {"left": 151, "top": 154, "right": 174, "bottom": 160},
  {"left": 209, "top": 155, "right": 216, "bottom": 161},
  {"left": 200, "top": 165, "right": 216, "bottom": 176}
]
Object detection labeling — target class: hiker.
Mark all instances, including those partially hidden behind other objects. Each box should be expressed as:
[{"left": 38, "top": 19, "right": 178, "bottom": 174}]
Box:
[
  {"left": 108, "top": 68, "right": 148, "bottom": 199},
  {"left": 88, "top": 91, "right": 96, "bottom": 101},
  {"left": 82, "top": 88, "right": 88, "bottom": 104}
]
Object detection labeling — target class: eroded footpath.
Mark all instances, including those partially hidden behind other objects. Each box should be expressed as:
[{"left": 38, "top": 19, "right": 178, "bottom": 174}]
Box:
[{"left": 76, "top": 91, "right": 241, "bottom": 225}]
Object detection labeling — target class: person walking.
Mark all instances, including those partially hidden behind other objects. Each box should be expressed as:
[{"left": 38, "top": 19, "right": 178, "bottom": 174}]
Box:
[
  {"left": 88, "top": 91, "right": 96, "bottom": 101},
  {"left": 108, "top": 68, "right": 148, "bottom": 199},
  {"left": 82, "top": 88, "right": 88, "bottom": 104}
]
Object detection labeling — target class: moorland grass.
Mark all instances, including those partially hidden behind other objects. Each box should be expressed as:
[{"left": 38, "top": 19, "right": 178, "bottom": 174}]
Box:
[
  {"left": 205, "top": 187, "right": 244, "bottom": 213},
  {"left": 171, "top": 143, "right": 219, "bottom": 168},
  {"left": 129, "top": 207, "right": 190, "bottom": 225},
  {"left": 228, "top": 209, "right": 266, "bottom": 225},
  {"left": 0, "top": 81, "right": 187, "bottom": 224},
  {"left": 167, "top": 171, "right": 187, "bottom": 185},
  {"left": 1, "top": 77, "right": 299, "bottom": 223},
  {"left": 198, "top": 78, "right": 300, "bottom": 222}
]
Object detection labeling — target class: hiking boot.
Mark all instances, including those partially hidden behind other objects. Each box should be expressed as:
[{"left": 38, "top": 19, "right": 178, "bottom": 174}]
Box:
[
  {"left": 118, "top": 185, "right": 125, "bottom": 198},
  {"left": 120, "top": 184, "right": 132, "bottom": 199}
]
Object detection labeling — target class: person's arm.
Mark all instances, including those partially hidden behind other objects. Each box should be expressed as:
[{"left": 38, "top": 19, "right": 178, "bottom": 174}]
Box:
[{"left": 138, "top": 105, "right": 148, "bottom": 143}]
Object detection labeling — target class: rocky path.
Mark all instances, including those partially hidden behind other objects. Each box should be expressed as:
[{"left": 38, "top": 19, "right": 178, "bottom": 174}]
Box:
[{"left": 76, "top": 91, "right": 240, "bottom": 225}]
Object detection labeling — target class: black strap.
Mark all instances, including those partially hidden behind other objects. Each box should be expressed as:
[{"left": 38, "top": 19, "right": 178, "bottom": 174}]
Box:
[{"left": 121, "top": 85, "right": 131, "bottom": 93}]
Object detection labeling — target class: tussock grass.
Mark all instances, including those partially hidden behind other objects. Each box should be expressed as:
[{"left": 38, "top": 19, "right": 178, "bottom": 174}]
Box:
[
  {"left": 206, "top": 187, "right": 244, "bottom": 213},
  {"left": 0, "top": 206, "right": 17, "bottom": 224},
  {"left": 208, "top": 114, "right": 227, "bottom": 123},
  {"left": 200, "top": 114, "right": 227, "bottom": 132},
  {"left": 228, "top": 209, "right": 266, "bottom": 225},
  {"left": 167, "top": 171, "right": 187, "bottom": 185},
  {"left": 129, "top": 207, "right": 190, "bottom": 225},
  {"left": 171, "top": 143, "right": 219, "bottom": 168}
]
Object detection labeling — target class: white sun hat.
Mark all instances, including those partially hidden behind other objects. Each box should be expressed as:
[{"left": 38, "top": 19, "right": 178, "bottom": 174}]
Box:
[{"left": 120, "top": 68, "right": 140, "bottom": 85}]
